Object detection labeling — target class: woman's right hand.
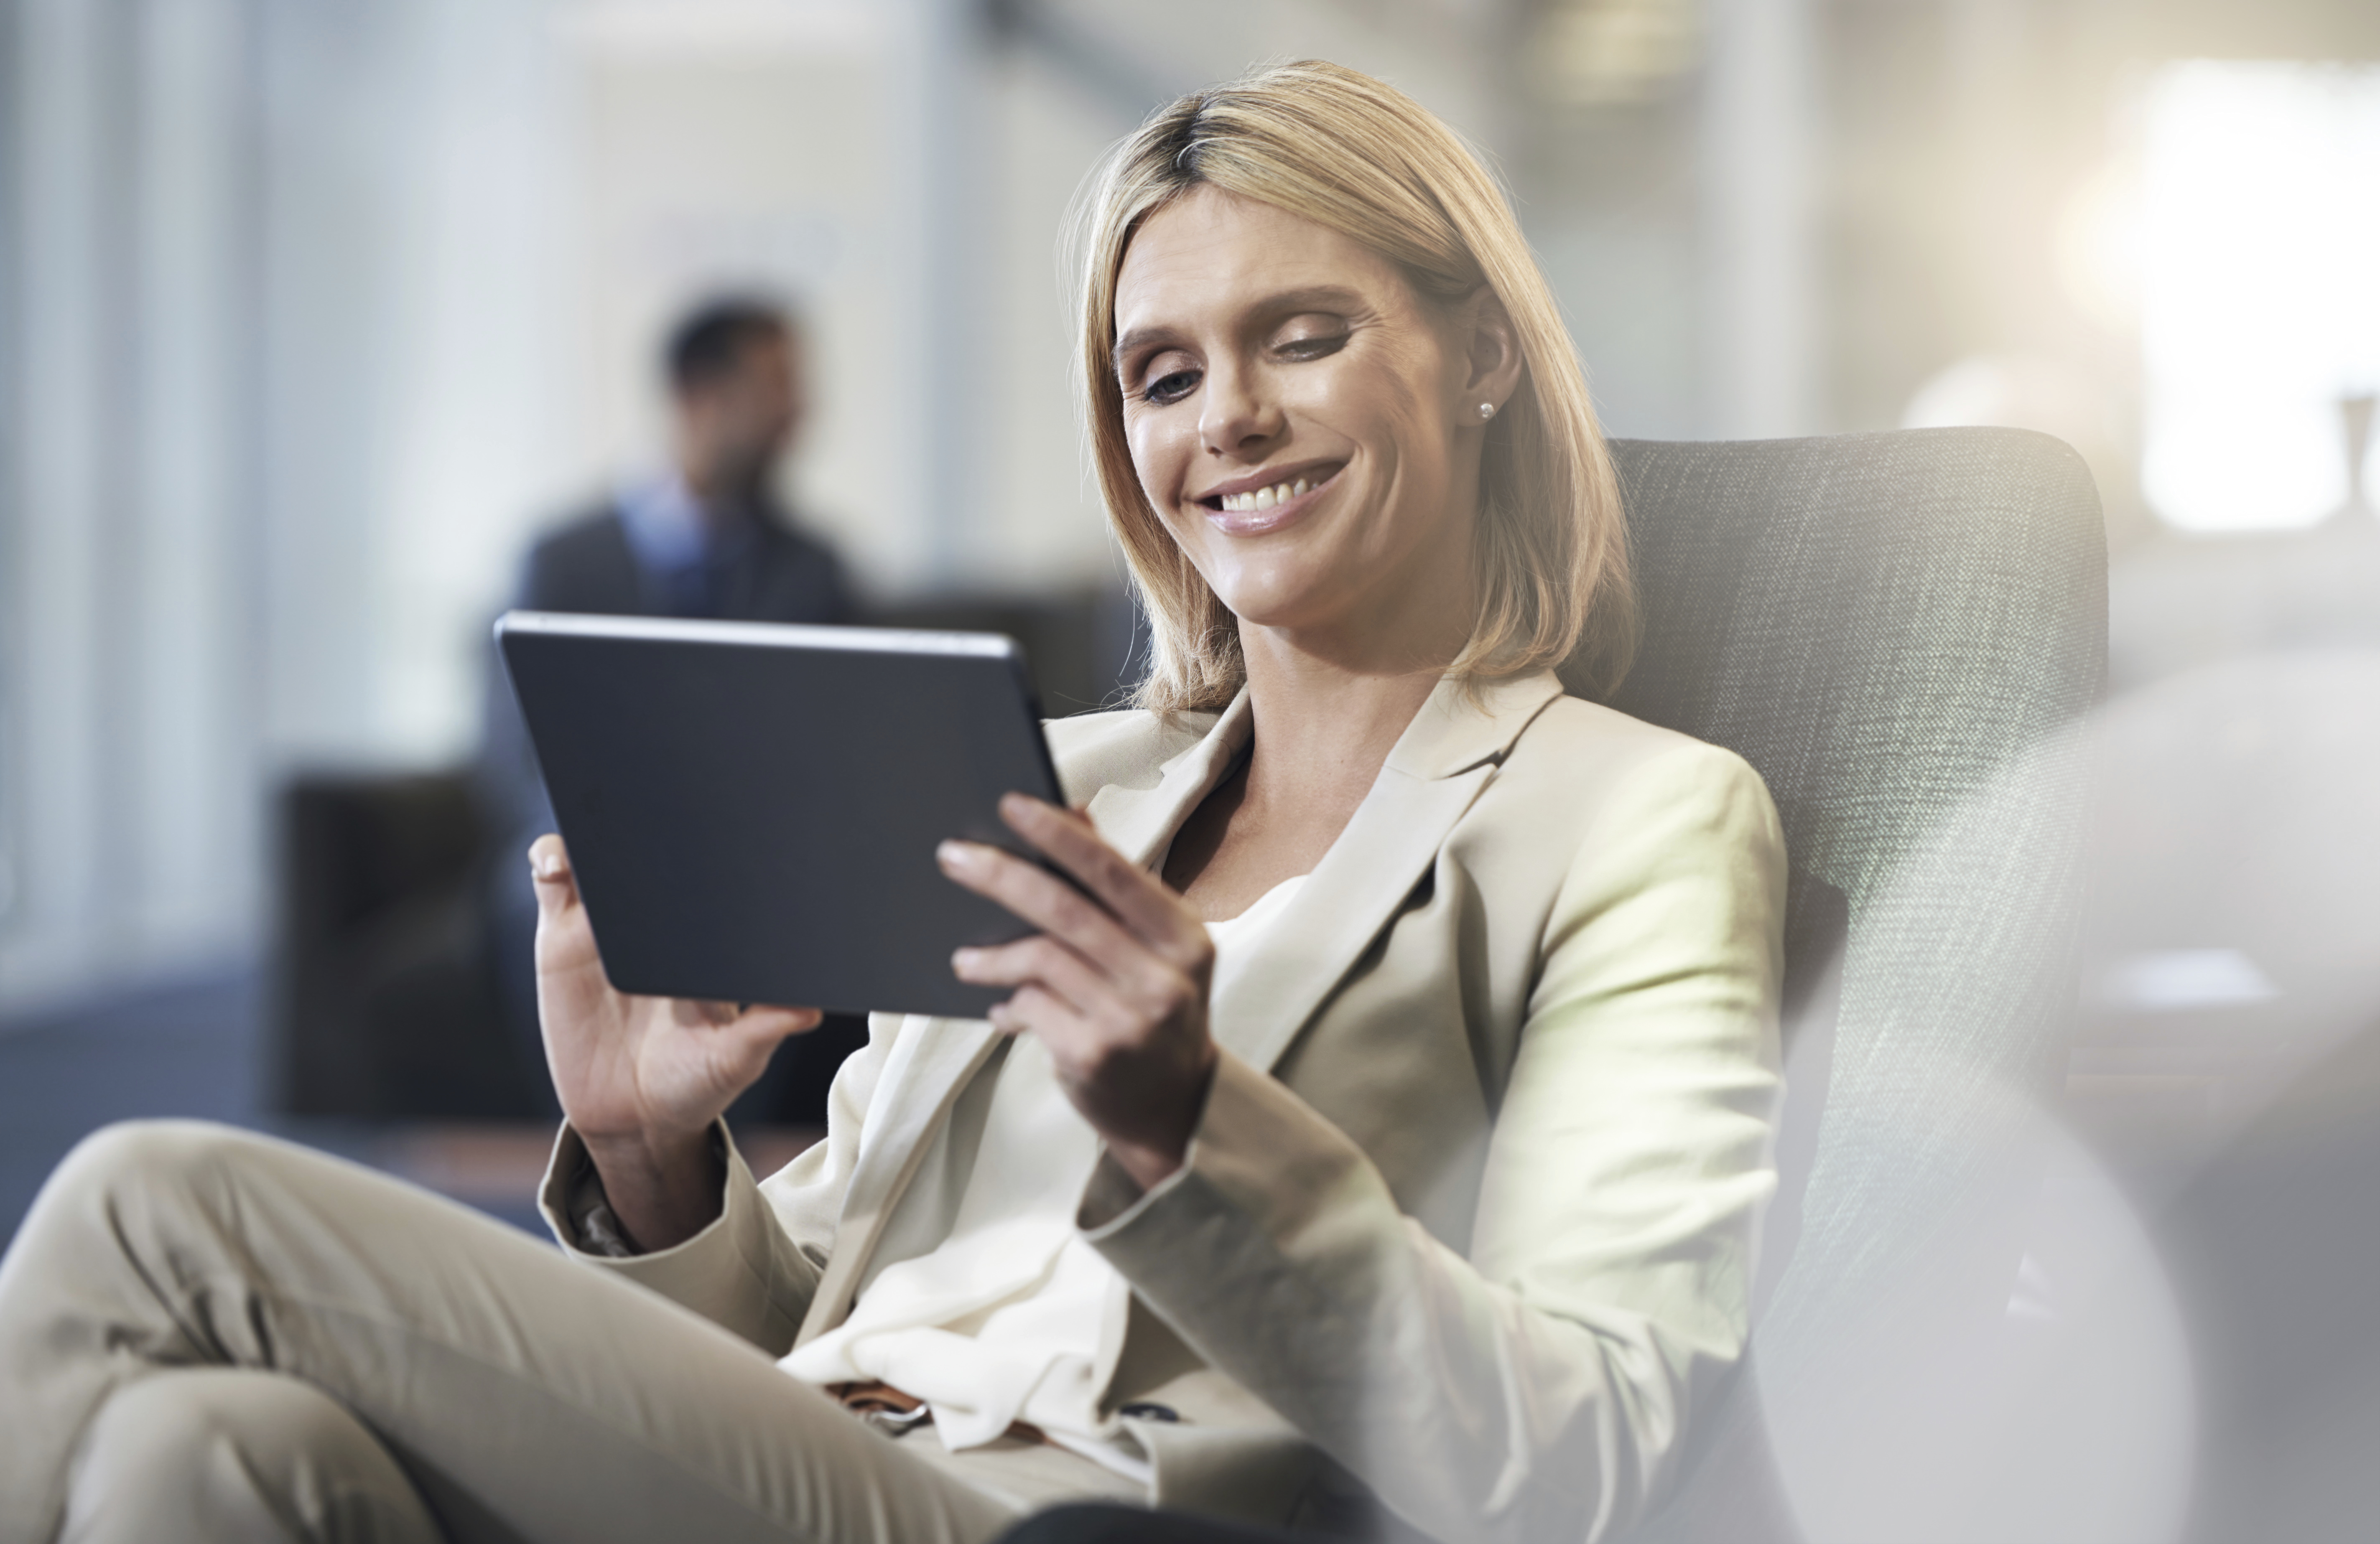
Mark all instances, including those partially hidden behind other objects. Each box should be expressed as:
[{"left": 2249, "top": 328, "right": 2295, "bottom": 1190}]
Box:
[{"left": 529, "top": 834, "right": 821, "bottom": 1249}]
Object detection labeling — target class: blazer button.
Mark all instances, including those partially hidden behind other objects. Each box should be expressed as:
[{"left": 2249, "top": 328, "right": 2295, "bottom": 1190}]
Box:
[{"left": 1118, "top": 1402, "right": 1181, "bottom": 1423}]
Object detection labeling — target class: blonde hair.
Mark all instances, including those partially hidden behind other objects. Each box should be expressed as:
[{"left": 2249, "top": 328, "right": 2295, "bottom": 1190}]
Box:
[{"left": 1073, "top": 59, "right": 1635, "bottom": 712}]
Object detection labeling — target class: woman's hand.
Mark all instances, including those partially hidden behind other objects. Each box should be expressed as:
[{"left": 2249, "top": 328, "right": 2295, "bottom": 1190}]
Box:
[
  {"left": 938, "top": 794, "right": 1218, "bottom": 1190},
  {"left": 529, "top": 834, "right": 821, "bottom": 1249}
]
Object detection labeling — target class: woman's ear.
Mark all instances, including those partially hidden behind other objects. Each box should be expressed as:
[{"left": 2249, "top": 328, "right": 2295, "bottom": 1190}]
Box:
[{"left": 1461, "top": 288, "right": 1524, "bottom": 417}]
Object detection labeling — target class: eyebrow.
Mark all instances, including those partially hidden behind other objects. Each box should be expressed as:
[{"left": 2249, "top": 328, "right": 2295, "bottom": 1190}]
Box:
[{"left": 1113, "top": 285, "right": 1369, "bottom": 377}]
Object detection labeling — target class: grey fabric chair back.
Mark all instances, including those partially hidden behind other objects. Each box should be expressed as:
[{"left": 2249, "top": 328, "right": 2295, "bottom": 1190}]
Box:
[
  {"left": 1574, "top": 427, "right": 2105, "bottom": 1409},
  {"left": 989, "top": 431, "right": 2105, "bottom": 1544}
]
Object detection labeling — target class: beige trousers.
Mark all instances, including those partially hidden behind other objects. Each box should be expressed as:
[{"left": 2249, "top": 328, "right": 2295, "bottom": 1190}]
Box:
[{"left": 0, "top": 1121, "right": 1141, "bottom": 1544}]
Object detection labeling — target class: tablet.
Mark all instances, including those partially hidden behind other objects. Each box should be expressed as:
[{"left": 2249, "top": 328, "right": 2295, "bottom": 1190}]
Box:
[{"left": 497, "top": 610, "right": 1066, "bottom": 1019}]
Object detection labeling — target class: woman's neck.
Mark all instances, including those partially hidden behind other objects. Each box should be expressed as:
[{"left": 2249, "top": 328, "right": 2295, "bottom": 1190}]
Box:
[
  {"left": 1163, "top": 629, "right": 1451, "bottom": 921},
  {"left": 1238, "top": 638, "right": 1445, "bottom": 804},
  {"left": 1233, "top": 549, "right": 1476, "bottom": 782}
]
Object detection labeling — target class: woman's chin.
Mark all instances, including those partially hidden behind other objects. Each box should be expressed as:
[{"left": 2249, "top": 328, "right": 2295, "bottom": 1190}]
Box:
[
  {"left": 1205, "top": 568, "right": 1325, "bottom": 625},
  {"left": 1206, "top": 542, "right": 1412, "bottom": 634},
  {"left": 1212, "top": 593, "right": 1350, "bottom": 644}
]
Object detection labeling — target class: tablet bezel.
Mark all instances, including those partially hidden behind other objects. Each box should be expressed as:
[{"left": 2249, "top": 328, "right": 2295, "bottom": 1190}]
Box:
[{"left": 497, "top": 610, "right": 1068, "bottom": 1019}]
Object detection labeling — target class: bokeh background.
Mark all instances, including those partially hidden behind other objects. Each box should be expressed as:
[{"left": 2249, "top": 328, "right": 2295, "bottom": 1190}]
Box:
[{"left": 4, "top": 3, "right": 2380, "bottom": 1539}]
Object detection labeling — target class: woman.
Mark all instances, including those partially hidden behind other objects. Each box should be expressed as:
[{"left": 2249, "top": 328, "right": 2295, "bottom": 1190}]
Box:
[{"left": 0, "top": 60, "right": 1782, "bottom": 1544}]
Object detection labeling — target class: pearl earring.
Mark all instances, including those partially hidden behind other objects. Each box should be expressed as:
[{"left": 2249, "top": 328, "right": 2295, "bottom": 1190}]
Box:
[{"left": 1477, "top": 402, "right": 1496, "bottom": 422}]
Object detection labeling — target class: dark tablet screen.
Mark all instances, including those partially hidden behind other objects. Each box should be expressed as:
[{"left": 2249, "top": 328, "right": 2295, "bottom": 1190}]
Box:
[{"left": 497, "top": 611, "right": 1063, "bottom": 1019}]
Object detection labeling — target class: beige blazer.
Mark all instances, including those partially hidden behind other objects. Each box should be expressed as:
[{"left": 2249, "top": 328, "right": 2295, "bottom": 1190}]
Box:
[{"left": 544, "top": 669, "right": 1784, "bottom": 1543}]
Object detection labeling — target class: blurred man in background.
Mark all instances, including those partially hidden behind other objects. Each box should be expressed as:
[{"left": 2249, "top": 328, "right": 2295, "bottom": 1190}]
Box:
[
  {"left": 480, "top": 296, "right": 856, "bottom": 1110},
  {"left": 508, "top": 297, "right": 852, "bottom": 627}
]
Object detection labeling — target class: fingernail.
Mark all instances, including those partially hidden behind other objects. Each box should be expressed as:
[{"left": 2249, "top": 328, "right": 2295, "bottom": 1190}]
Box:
[
  {"left": 936, "top": 840, "right": 971, "bottom": 870},
  {"left": 530, "top": 849, "right": 561, "bottom": 880},
  {"left": 951, "top": 947, "right": 979, "bottom": 972},
  {"left": 1000, "top": 792, "right": 1036, "bottom": 820}
]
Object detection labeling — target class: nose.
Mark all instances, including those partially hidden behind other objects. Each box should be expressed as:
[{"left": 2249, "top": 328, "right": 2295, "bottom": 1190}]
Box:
[{"left": 1197, "top": 359, "right": 1282, "bottom": 458}]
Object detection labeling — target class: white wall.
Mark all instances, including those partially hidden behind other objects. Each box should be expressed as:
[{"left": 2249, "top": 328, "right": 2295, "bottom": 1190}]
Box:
[
  {"left": 2, "top": 0, "right": 262, "bottom": 1007},
  {"left": 972, "top": 43, "right": 1133, "bottom": 593},
  {"left": 1698, "top": 0, "right": 1819, "bottom": 439}
]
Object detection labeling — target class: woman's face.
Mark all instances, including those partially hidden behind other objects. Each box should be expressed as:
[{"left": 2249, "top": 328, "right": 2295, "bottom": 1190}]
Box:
[{"left": 1112, "top": 185, "right": 1512, "bottom": 664}]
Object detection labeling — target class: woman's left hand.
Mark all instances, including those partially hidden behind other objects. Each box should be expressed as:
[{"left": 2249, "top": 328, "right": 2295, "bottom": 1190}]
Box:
[{"left": 939, "top": 793, "right": 1217, "bottom": 1190}]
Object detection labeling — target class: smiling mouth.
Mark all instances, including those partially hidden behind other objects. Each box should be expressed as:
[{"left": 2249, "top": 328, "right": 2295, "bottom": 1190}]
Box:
[{"left": 1198, "top": 464, "right": 1344, "bottom": 515}]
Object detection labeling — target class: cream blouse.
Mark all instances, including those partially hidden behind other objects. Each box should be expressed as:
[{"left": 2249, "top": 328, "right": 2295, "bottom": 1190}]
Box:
[{"left": 778, "top": 874, "right": 1312, "bottom": 1480}]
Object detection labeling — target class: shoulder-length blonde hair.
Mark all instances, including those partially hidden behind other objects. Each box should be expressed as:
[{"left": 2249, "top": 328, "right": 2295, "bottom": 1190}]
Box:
[{"left": 1074, "top": 59, "right": 1635, "bottom": 713}]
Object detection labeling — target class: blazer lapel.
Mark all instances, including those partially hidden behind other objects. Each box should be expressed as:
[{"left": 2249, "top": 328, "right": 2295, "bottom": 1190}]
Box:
[
  {"left": 1207, "top": 671, "right": 1567, "bottom": 1075},
  {"left": 1084, "top": 691, "right": 1255, "bottom": 869}
]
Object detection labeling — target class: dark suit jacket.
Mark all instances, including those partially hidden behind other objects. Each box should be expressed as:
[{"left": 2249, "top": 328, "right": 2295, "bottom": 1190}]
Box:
[{"left": 510, "top": 497, "right": 853, "bottom": 627}]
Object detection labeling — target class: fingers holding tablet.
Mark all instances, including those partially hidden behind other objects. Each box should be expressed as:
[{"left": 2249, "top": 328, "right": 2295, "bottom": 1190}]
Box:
[
  {"left": 531, "top": 826, "right": 822, "bottom": 1184},
  {"left": 527, "top": 834, "right": 597, "bottom": 977},
  {"left": 939, "top": 793, "right": 1218, "bottom": 1189},
  {"left": 1000, "top": 794, "right": 1211, "bottom": 970}
]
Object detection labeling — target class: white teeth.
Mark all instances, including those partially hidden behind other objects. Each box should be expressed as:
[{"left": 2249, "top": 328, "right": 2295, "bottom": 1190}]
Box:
[{"left": 1220, "top": 478, "right": 1312, "bottom": 514}]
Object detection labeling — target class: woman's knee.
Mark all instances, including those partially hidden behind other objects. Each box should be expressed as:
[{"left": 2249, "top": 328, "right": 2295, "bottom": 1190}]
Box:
[
  {"left": 58, "top": 1117, "right": 241, "bottom": 1185},
  {"left": 17, "top": 1122, "right": 300, "bottom": 1271},
  {"left": 48, "top": 1119, "right": 273, "bottom": 1211}
]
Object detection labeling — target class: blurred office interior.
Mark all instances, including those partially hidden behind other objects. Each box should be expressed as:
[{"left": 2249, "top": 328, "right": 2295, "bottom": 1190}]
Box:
[{"left": 4, "top": 1, "right": 2380, "bottom": 1539}]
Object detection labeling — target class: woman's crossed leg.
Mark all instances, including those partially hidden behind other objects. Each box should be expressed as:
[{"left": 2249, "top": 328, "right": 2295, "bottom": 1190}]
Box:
[{"left": 0, "top": 1121, "right": 1022, "bottom": 1544}]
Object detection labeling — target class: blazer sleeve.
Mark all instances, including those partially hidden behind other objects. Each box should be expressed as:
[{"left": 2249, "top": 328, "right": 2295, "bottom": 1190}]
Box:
[
  {"left": 1078, "top": 741, "right": 1786, "bottom": 1544},
  {"left": 535, "top": 1011, "right": 905, "bottom": 1355}
]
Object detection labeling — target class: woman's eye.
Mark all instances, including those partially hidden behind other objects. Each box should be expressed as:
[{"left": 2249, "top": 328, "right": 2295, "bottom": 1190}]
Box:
[
  {"left": 1141, "top": 368, "right": 1200, "bottom": 406},
  {"left": 1275, "top": 331, "right": 1348, "bottom": 362}
]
